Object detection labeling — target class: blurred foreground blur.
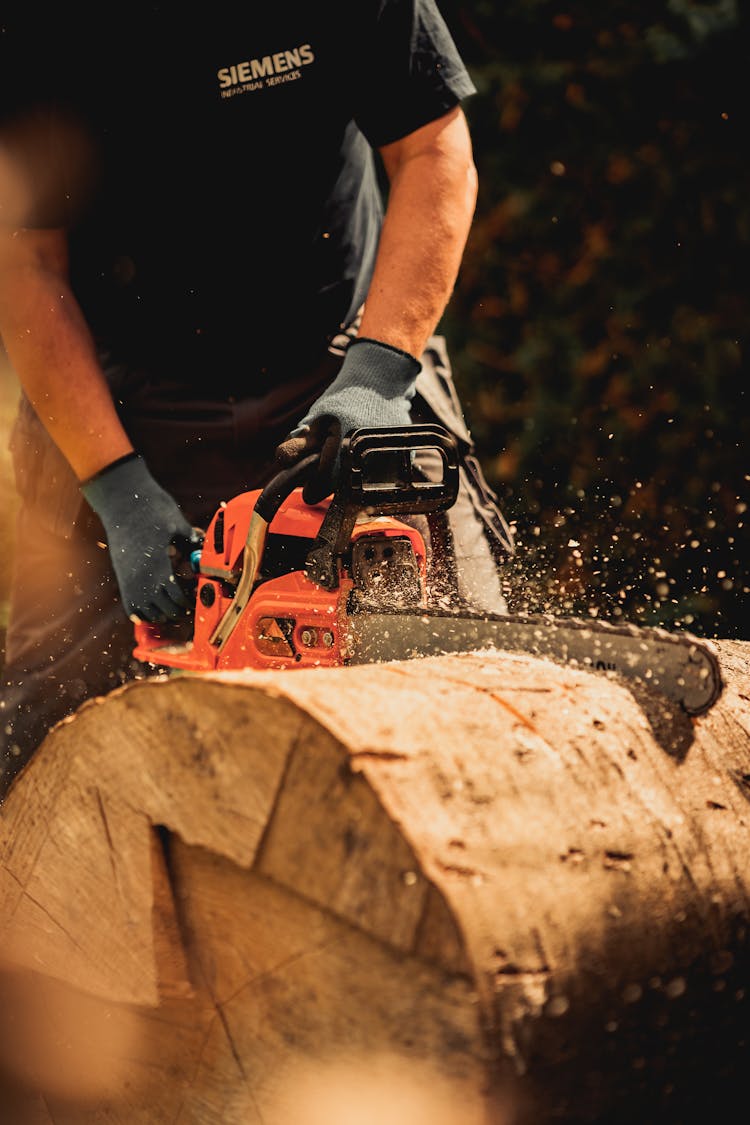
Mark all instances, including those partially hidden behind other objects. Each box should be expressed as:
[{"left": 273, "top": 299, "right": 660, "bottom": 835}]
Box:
[
  {"left": 0, "top": 966, "right": 511, "bottom": 1123},
  {"left": 247, "top": 1054, "right": 509, "bottom": 1125},
  {"left": 0, "top": 965, "right": 141, "bottom": 1114},
  {"left": 0, "top": 350, "right": 19, "bottom": 660}
]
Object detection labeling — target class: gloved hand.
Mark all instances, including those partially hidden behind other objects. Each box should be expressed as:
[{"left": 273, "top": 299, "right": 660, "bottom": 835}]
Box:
[
  {"left": 274, "top": 336, "right": 420, "bottom": 503},
  {"left": 80, "top": 452, "right": 200, "bottom": 623}
]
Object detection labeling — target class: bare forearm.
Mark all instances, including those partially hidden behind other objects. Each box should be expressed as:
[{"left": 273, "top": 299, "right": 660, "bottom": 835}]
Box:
[
  {"left": 360, "top": 115, "right": 478, "bottom": 358},
  {"left": 0, "top": 236, "right": 132, "bottom": 480}
]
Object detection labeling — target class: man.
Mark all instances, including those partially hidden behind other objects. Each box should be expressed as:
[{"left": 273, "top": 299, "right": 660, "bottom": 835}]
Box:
[{"left": 0, "top": 3, "right": 512, "bottom": 797}]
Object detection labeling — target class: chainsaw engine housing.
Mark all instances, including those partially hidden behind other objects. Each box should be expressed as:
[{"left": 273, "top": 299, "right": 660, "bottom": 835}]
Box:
[
  {"left": 133, "top": 425, "right": 459, "bottom": 672},
  {"left": 133, "top": 488, "right": 428, "bottom": 671}
]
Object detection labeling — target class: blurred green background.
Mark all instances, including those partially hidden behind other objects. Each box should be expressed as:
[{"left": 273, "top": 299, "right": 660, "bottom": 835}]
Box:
[
  {"left": 1, "top": 0, "right": 748, "bottom": 648},
  {"left": 440, "top": 0, "right": 749, "bottom": 638}
]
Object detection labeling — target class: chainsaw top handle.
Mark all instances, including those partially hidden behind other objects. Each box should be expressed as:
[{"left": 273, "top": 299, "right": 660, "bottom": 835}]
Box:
[
  {"left": 341, "top": 424, "right": 460, "bottom": 514},
  {"left": 254, "top": 424, "right": 459, "bottom": 528}
]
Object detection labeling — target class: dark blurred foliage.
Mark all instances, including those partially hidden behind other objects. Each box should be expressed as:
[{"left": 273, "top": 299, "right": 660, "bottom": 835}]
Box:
[{"left": 439, "top": 0, "right": 749, "bottom": 638}]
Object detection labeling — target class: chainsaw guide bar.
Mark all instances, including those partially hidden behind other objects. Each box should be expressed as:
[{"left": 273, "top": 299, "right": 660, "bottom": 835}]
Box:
[{"left": 346, "top": 608, "right": 723, "bottom": 717}]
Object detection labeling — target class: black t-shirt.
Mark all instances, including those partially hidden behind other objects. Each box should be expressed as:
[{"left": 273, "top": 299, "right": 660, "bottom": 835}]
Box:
[{"left": 0, "top": 3, "right": 475, "bottom": 376}]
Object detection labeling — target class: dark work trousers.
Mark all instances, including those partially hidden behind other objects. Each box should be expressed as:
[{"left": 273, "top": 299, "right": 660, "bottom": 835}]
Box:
[{"left": 0, "top": 335, "right": 513, "bottom": 800}]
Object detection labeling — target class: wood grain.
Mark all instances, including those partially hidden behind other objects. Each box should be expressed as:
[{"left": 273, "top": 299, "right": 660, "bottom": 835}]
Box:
[{"left": 0, "top": 643, "right": 748, "bottom": 1122}]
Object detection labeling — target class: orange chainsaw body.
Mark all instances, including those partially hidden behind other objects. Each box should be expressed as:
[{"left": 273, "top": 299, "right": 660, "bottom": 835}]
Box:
[{"left": 132, "top": 486, "right": 427, "bottom": 672}]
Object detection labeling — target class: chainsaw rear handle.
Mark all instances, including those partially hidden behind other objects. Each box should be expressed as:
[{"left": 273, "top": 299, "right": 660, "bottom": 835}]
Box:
[
  {"left": 305, "top": 424, "right": 460, "bottom": 591},
  {"left": 256, "top": 425, "right": 458, "bottom": 528},
  {"left": 161, "top": 527, "right": 207, "bottom": 607}
]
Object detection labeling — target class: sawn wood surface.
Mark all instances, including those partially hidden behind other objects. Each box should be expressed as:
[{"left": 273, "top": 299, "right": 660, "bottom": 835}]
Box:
[{"left": 0, "top": 641, "right": 748, "bottom": 1123}]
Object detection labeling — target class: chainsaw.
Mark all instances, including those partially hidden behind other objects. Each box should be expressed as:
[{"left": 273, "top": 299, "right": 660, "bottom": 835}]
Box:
[{"left": 132, "top": 425, "right": 723, "bottom": 717}]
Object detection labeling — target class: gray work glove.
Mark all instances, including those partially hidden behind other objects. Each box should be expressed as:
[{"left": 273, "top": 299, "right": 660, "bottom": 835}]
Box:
[
  {"left": 274, "top": 337, "right": 420, "bottom": 503},
  {"left": 81, "top": 453, "right": 200, "bottom": 623}
]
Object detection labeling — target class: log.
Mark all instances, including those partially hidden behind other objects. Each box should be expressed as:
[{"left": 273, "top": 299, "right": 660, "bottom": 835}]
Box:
[{"left": 0, "top": 641, "right": 749, "bottom": 1124}]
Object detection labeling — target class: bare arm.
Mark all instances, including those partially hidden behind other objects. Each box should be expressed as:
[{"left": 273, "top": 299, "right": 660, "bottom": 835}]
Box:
[
  {"left": 0, "top": 226, "right": 133, "bottom": 480},
  {"left": 358, "top": 105, "right": 478, "bottom": 358}
]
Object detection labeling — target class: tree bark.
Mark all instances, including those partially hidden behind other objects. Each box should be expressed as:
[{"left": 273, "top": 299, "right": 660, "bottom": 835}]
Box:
[{"left": 1, "top": 641, "right": 749, "bottom": 1123}]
